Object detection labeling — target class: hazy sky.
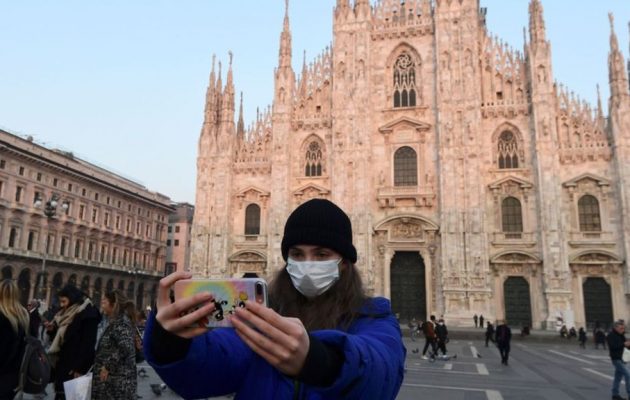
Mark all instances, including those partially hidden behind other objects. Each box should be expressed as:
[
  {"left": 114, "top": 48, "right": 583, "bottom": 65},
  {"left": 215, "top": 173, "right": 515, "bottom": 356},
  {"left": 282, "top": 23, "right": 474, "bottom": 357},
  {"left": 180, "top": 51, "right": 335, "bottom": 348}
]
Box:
[{"left": 1, "top": 1, "right": 628, "bottom": 204}]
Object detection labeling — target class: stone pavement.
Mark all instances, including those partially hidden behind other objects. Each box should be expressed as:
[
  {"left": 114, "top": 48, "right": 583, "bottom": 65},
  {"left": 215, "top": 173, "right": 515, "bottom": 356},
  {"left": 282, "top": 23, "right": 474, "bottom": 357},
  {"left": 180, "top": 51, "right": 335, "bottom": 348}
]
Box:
[{"left": 20, "top": 361, "right": 233, "bottom": 400}]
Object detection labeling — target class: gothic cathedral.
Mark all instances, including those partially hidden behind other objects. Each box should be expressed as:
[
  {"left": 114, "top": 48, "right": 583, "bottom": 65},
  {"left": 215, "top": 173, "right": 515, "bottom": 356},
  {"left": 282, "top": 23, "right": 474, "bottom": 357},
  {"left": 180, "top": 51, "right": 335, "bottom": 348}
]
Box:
[{"left": 191, "top": 0, "right": 630, "bottom": 328}]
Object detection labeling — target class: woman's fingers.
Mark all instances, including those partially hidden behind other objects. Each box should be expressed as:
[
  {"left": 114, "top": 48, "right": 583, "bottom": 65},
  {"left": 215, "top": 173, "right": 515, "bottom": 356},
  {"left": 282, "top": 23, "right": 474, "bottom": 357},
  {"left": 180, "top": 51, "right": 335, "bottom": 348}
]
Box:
[
  {"left": 158, "top": 294, "right": 215, "bottom": 332},
  {"left": 156, "top": 271, "right": 192, "bottom": 310}
]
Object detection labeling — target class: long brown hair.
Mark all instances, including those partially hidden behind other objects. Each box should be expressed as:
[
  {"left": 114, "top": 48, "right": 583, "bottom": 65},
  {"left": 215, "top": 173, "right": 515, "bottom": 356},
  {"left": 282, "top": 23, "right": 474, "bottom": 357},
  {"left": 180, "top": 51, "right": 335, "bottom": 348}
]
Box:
[
  {"left": 0, "top": 279, "right": 29, "bottom": 334},
  {"left": 268, "top": 261, "right": 366, "bottom": 331},
  {"left": 104, "top": 290, "right": 136, "bottom": 326}
]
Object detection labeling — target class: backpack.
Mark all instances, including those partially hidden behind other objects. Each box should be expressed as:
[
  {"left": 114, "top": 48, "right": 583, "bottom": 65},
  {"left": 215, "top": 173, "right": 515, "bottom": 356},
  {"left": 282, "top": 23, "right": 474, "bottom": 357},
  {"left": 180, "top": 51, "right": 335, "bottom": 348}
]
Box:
[{"left": 16, "top": 335, "right": 51, "bottom": 395}]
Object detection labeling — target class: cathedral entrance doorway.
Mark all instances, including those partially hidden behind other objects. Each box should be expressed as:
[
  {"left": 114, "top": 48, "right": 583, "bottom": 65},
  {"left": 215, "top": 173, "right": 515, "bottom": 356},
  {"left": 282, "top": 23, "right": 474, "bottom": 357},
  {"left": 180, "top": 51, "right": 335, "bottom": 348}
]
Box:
[
  {"left": 503, "top": 276, "right": 532, "bottom": 328},
  {"left": 390, "top": 251, "right": 426, "bottom": 322},
  {"left": 583, "top": 277, "right": 613, "bottom": 329}
]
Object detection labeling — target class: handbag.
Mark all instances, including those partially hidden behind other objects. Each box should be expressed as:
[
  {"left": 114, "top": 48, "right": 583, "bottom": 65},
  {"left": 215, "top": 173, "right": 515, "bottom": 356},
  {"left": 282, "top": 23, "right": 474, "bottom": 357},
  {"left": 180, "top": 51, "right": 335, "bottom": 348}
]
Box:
[
  {"left": 63, "top": 372, "right": 92, "bottom": 400},
  {"left": 623, "top": 348, "right": 630, "bottom": 363}
]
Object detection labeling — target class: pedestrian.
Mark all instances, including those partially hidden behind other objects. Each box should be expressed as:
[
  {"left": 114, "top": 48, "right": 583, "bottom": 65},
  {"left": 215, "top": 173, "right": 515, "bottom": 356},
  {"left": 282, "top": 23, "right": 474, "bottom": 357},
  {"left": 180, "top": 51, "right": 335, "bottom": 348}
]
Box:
[
  {"left": 595, "top": 325, "right": 607, "bottom": 350},
  {"left": 422, "top": 315, "right": 438, "bottom": 359},
  {"left": 479, "top": 314, "right": 484, "bottom": 329},
  {"left": 92, "top": 290, "right": 138, "bottom": 400},
  {"left": 435, "top": 318, "right": 449, "bottom": 357},
  {"left": 27, "top": 299, "right": 42, "bottom": 338},
  {"left": 0, "top": 279, "right": 29, "bottom": 400},
  {"left": 485, "top": 321, "right": 495, "bottom": 347},
  {"left": 473, "top": 314, "right": 478, "bottom": 328},
  {"left": 578, "top": 327, "right": 587, "bottom": 349},
  {"left": 569, "top": 327, "right": 577, "bottom": 339},
  {"left": 606, "top": 320, "right": 630, "bottom": 400},
  {"left": 495, "top": 320, "right": 512, "bottom": 365},
  {"left": 45, "top": 284, "right": 101, "bottom": 400},
  {"left": 560, "top": 324, "right": 568, "bottom": 339},
  {"left": 145, "top": 198, "right": 406, "bottom": 399}
]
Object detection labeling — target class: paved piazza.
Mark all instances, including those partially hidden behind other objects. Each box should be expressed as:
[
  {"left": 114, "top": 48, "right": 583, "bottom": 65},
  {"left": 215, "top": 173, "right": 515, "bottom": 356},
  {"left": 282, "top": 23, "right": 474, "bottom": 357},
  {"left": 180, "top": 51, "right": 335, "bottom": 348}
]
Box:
[{"left": 23, "top": 334, "right": 623, "bottom": 400}]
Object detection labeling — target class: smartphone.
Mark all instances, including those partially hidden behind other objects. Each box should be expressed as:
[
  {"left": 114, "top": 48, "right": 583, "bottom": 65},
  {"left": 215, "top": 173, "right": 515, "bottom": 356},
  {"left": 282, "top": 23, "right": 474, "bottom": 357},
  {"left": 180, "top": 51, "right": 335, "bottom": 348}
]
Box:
[{"left": 173, "top": 278, "right": 268, "bottom": 328}]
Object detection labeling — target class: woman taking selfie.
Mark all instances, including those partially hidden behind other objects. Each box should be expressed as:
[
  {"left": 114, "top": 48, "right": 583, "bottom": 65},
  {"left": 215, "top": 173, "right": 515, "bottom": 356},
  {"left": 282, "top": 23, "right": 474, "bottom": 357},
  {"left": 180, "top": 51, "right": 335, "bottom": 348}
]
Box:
[
  {"left": 92, "top": 290, "right": 137, "bottom": 400},
  {"left": 145, "top": 199, "right": 406, "bottom": 399},
  {"left": 0, "top": 279, "right": 29, "bottom": 400}
]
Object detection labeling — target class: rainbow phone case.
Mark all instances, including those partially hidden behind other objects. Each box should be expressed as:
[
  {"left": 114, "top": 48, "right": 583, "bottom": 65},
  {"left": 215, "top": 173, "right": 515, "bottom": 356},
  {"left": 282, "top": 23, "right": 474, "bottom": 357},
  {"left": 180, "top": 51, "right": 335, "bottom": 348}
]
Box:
[{"left": 174, "top": 278, "right": 268, "bottom": 328}]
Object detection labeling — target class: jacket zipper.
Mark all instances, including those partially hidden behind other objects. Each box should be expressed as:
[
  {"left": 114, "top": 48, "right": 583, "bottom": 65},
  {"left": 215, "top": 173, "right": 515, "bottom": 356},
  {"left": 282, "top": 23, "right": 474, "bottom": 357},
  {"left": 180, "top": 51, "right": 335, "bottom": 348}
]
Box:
[{"left": 293, "top": 380, "right": 301, "bottom": 400}]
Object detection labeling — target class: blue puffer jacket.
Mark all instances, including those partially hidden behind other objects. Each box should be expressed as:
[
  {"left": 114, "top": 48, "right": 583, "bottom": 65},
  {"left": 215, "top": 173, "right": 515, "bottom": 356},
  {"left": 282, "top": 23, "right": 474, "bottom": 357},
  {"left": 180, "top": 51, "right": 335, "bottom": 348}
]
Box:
[{"left": 145, "top": 297, "right": 405, "bottom": 400}]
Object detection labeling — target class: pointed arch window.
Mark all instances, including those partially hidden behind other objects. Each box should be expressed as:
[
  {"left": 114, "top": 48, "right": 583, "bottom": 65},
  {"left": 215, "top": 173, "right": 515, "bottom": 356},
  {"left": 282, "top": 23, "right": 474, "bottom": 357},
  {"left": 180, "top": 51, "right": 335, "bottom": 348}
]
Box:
[
  {"left": 393, "top": 52, "right": 417, "bottom": 108},
  {"left": 394, "top": 146, "right": 418, "bottom": 186},
  {"left": 304, "top": 141, "right": 323, "bottom": 177},
  {"left": 498, "top": 131, "right": 519, "bottom": 169},
  {"left": 245, "top": 204, "right": 261, "bottom": 235},
  {"left": 501, "top": 197, "right": 523, "bottom": 233},
  {"left": 578, "top": 195, "right": 601, "bottom": 232}
]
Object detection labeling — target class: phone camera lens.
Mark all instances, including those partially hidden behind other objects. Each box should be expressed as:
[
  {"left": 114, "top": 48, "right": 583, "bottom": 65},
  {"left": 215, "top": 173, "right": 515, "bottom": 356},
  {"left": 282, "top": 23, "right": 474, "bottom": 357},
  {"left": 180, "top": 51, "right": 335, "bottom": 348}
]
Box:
[{"left": 255, "top": 282, "right": 263, "bottom": 295}]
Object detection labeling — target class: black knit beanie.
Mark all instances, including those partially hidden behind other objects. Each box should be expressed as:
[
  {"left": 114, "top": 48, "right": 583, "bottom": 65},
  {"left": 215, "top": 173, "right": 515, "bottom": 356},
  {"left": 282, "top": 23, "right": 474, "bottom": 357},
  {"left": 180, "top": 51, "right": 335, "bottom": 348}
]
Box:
[{"left": 281, "top": 199, "right": 357, "bottom": 263}]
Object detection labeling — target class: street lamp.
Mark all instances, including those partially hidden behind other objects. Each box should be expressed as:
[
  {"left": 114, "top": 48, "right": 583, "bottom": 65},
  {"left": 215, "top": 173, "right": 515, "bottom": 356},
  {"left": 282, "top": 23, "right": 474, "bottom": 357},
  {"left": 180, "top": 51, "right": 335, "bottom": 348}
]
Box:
[{"left": 34, "top": 194, "right": 69, "bottom": 301}]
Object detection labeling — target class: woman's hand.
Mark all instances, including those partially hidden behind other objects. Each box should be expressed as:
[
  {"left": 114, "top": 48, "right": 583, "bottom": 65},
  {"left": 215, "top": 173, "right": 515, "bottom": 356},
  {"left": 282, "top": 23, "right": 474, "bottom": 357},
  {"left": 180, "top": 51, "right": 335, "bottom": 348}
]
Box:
[
  {"left": 232, "top": 301, "right": 310, "bottom": 376},
  {"left": 156, "top": 271, "right": 215, "bottom": 339}
]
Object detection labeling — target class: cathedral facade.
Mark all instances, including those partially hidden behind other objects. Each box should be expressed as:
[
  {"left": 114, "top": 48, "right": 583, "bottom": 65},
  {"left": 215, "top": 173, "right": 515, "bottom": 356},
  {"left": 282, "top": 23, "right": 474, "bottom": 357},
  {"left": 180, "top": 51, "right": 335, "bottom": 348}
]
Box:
[{"left": 191, "top": 0, "right": 630, "bottom": 329}]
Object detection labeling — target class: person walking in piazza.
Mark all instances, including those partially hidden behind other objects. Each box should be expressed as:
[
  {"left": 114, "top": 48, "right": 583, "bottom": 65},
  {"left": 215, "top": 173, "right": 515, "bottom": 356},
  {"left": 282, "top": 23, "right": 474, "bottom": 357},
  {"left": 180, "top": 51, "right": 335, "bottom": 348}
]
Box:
[
  {"left": 479, "top": 314, "right": 484, "bottom": 329},
  {"left": 495, "top": 320, "right": 512, "bottom": 366},
  {"left": 45, "top": 284, "right": 101, "bottom": 400},
  {"left": 606, "top": 320, "right": 630, "bottom": 400},
  {"left": 92, "top": 290, "right": 138, "bottom": 400},
  {"left": 421, "top": 315, "right": 438, "bottom": 359},
  {"left": 578, "top": 327, "right": 588, "bottom": 349},
  {"left": 473, "top": 314, "right": 478, "bottom": 328},
  {"left": 435, "top": 318, "right": 449, "bottom": 357},
  {"left": 144, "top": 198, "right": 406, "bottom": 399},
  {"left": 485, "top": 321, "right": 495, "bottom": 347},
  {"left": 0, "top": 279, "right": 29, "bottom": 400}
]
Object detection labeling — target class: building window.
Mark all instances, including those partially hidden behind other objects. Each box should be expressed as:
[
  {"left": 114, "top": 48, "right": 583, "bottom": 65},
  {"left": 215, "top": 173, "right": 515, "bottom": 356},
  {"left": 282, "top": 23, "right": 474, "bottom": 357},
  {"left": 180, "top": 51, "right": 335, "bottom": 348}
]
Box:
[
  {"left": 578, "top": 195, "right": 601, "bottom": 231},
  {"left": 393, "top": 52, "right": 417, "bottom": 108},
  {"left": 146, "top": 224, "right": 151, "bottom": 237},
  {"left": 123, "top": 250, "right": 128, "bottom": 266},
  {"left": 394, "top": 146, "right": 418, "bottom": 186},
  {"left": 18, "top": 166, "right": 24, "bottom": 176},
  {"left": 67, "top": 183, "right": 73, "bottom": 191},
  {"left": 64, "top": 202, "right": 71, "bottom": 215},
  {"left": 60, "top": 237, "right": 68, "bottom": 256},
  {"left": 126, "top": 219, "right": 131, "bottom": 232},
  {"left": 245, "top": 204, "right": 261, "bottom": 235},
  {"left": 91, "top": 208, "right": 98, "bottom": 223},
  {"left": 0, "top": 181, "right": 3, "bottom": 198},
  {"left": 94, "top": 193, "right": 99, "bottom": 201},
  {"left": 136, "top": 221, "right": 141, "bottom": 235},
  {"left": 33, "top": 191, "right": 41, "bottom": 204},
  {"left": 501, "top": 197, "right": 523, "bottom": 233},
  {"left": 0, "top": 159, "right": 5, "bottom": 169},
  {"left": 498, "top": 131, "right": 519, "bottom": 169},
  {"left": 82, "top": 188, "right": 86, "bottom": 196},
  {"left": 174, "top": 239, "right": 179, "bottom": 246},
  {"left": 37, "top": 173, "right": 42, "bottom": 181},
  {"left": 115, "top": 215, "right": 121, "bottom": 230},
  {"left": 8, "top": 227, "right": 18, "bottom": 248},
  {"left": 166, "top": 239, "right": 171, "bottom": 246},
  {"left": 168, "top": 226, "right": 172, "bottom": 233},
  {"left": 15, "top": 186, "right": 23, "bottom": 202},
  {"left": 27, "top": 231, "right": 35, "bottom": 251},
  {"left": 304, "top": 141, "right": 323, "bottom": 177},
  {"left": 112, "top": 247, "right": 118, "bottom": 264},
  {"left": 53, "top": 178, "right": 58, "bottom": 187},
  {"left": 106, "top": 196, "right": 110, "bottom": 205},
  {"left": 104, "top": 212, "right": 110, "bottom": 227},
  {"left": 175, "top": 226, "right": 180, "bottom": 233},
  {"left": 74, "top": 240, "right": 82, "bottom": 258},
  {"left": 100, "top": 245, "right": 107, "bottom": 262},
  {"left": 88, "top": 242, "right": 95, "bottom": 260},
  {"left": 79, "top": 205, "right": 85, "bottom": 220}
]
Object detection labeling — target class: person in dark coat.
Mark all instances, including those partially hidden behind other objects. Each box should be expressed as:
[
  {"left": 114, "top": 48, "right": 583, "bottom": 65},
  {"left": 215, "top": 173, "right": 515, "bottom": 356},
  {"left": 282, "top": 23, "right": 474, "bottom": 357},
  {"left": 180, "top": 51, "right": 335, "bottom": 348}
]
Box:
[
  {"left": 606, "top": 320, "right": 630, "bottom": 400},
  {"left": 27, "top": 300, "right": 42, "bottom": 338},
  {"left": 595, "top": 325, "right": 607, "bottom": 350},
  {"left": 45, "top": 285, "right": 101, "bottom": 400},
  {"left": 485, "top": 321, "right": 495, "bottom": 347},
  {"left": 435, "top": 319, "right": 449, "bottom": 356},
  {"left": 495, "top": 320, "right": 512, "bottom": 365},
  {"left": 0, "top": 279, "right": 29, "bottom": 400},
  {"left": 473, "top": 314, "right": 478, "bottom": 328},
  {"left": 578, "top": 327, "right": 587, "bottom": 349},
  {"left": 92, "top": 290, "right": 137, "bottom": 400},
  {"left": 479, "top": 315, "right": 484, "bottom": 329}
]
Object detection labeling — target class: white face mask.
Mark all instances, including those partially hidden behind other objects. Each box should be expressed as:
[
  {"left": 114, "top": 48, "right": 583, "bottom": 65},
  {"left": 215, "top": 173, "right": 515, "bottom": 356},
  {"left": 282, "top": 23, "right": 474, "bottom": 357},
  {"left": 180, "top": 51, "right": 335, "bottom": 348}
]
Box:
[{"left": 286, "top": 257, "right": 341, "bottom": 298}]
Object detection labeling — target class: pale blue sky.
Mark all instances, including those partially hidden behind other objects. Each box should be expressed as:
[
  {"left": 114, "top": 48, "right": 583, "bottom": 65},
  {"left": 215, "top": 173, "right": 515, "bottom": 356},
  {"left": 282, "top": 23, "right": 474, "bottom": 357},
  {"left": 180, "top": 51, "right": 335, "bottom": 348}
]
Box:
[{"left": 0, "top": 1, "right": 628, "bottom": 204}]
